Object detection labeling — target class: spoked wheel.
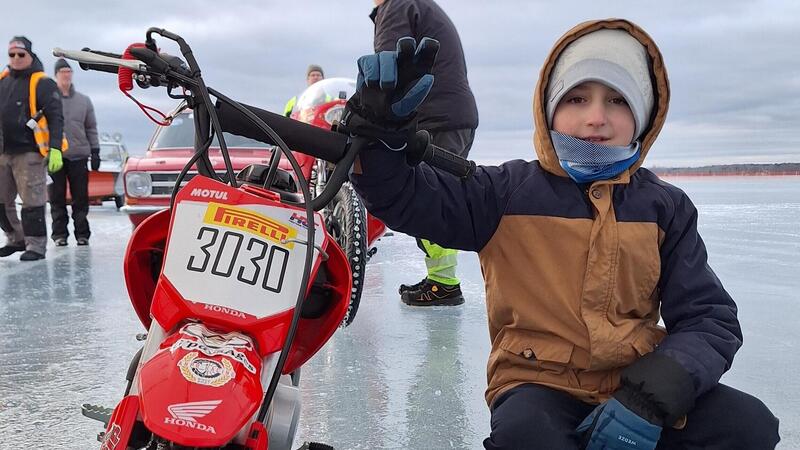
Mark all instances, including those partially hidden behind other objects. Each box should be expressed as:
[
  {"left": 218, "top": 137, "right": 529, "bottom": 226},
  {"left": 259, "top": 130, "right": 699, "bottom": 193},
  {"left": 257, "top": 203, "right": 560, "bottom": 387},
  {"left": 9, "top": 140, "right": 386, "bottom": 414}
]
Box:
[{"left": 324, "top": 182, "right": 367, "bottom": 327}]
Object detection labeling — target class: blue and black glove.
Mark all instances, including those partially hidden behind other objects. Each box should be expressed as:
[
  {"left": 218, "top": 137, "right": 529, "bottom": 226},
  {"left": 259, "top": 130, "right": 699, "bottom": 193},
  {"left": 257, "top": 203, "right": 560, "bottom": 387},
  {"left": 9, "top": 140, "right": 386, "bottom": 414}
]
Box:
[
  {"left": 577, "top": 352, "right": 696, "bottom": 450},
  {"left": 338, "top": 36, "right": 439, "bottom": 149}
]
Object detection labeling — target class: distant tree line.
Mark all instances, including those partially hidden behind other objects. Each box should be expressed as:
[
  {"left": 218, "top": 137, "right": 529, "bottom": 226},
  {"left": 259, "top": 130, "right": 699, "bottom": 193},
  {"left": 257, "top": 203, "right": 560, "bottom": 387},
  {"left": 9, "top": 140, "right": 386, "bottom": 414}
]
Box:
[{"left": 649, "top": 163, "right": 800, "bottom": 176}]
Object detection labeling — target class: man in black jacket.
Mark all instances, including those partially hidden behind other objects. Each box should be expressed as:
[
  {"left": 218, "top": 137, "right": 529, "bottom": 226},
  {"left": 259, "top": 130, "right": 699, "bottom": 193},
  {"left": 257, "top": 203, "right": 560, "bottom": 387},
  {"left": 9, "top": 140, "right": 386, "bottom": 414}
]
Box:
[
  {"left": 371, "top": 0, "right": 479, "bottom": 306},
  {"left": 49, "top": 58, "right": 100, "bottom": 246},
  {"left": 0, "top": 36, "right": 64, "bottom": 261}
]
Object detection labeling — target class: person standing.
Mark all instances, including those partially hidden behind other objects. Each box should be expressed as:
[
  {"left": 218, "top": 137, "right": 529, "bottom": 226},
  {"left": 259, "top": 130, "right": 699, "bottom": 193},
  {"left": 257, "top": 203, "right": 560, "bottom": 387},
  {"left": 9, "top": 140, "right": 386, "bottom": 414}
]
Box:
[
  {"left": 283, "top": 65, "right": 325, "bottom": 117},
  {"left": 371, "top": 0, "right": 479, "bottom": 306},
  {"left": 0, "top": 36, "right": 64, "bottom": 261},
  {"left": 49, "top": 58, "right": 99, "bottom": 246}
]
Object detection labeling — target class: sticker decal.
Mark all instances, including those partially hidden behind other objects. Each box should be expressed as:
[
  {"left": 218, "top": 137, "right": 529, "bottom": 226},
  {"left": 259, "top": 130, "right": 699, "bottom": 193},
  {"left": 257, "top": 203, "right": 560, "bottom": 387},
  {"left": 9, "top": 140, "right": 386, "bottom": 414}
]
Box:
[
  {"left": 170, "top": 324, "right": 258, "bottom": 374},
  {"left": 203, "top": 202, "right": 297, "bottom": 247},
  {"left": 289, "top": 212, "right": 309, "bottom": 229},
  {"left": 164, "top": 400, "right": 221, "bottom": 434},
  {"left": 178, "top": 352, "right": 236, "bottom": 387},
  {"left": 100, "top": 424, "right": 122, "bottom": 450}
]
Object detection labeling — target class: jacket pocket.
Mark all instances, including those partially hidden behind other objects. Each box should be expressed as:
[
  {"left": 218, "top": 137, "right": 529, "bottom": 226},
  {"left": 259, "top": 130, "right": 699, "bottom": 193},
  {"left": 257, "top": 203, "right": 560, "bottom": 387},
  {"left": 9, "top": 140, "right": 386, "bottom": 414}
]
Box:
[
  {"left": 498, "top": 328, "right": 574, "bottom": 374},
  {"left": 630, "top": 324, "right": 667, "bottom": 357}
]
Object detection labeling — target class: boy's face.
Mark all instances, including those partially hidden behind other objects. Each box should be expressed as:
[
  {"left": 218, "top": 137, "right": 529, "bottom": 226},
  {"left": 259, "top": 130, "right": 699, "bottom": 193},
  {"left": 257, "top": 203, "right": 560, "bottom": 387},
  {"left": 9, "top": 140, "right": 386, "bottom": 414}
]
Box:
[{"left": 552, "top": 81, "right": 635, "bottom": 146}]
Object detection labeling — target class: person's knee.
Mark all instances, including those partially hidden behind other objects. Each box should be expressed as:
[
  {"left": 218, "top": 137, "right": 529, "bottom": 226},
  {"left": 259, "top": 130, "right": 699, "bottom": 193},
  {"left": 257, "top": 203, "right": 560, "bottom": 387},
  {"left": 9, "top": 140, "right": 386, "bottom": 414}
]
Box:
[
  {"left": 732, "top": 394, "right": 780, "bottom": 449},
  {"left": 703, "top": 387, "right": 781, "bottom": 449},
  {"left": 485, "top": 385, "right": 582, "bottom": 449}
]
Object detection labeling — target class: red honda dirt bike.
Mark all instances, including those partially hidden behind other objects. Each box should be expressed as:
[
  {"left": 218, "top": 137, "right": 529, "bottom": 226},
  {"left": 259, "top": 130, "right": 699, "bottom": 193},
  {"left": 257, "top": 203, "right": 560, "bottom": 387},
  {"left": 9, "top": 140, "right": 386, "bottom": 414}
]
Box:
[
  {"left": 55, "top": 28, "right": 473, "bottom": 450},
  {"left": 288, "top": 77, "right": 387, "bottom": 326}
]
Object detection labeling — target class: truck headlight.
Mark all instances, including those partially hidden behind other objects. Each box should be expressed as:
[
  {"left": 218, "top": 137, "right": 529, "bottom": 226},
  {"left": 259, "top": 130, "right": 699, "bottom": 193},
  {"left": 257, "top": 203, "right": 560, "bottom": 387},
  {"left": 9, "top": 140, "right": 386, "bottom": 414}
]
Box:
[{"left": 125, "top": 171, "right": 152, "bottom": 198}]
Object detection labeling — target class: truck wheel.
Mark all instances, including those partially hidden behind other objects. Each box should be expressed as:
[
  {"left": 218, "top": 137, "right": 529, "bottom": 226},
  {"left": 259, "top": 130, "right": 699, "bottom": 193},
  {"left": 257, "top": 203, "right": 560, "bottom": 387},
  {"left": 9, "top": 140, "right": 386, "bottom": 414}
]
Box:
[{"left": 324, "top": 182, "right": 367, "bottom": 327}]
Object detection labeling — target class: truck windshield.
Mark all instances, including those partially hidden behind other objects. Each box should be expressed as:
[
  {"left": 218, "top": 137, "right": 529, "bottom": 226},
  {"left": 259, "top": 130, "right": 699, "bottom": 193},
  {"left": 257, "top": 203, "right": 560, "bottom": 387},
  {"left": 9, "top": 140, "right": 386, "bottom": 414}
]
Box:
[{"left": 150, "top": 113, "right": 272, "bottom": 150}]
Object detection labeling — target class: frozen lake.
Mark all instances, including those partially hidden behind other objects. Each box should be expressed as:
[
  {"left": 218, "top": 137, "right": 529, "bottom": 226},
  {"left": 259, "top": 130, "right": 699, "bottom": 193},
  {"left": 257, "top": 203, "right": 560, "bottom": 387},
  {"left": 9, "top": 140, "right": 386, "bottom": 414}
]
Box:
[{"left": 1, "top": 175, "right": 798, "bottom": 449}]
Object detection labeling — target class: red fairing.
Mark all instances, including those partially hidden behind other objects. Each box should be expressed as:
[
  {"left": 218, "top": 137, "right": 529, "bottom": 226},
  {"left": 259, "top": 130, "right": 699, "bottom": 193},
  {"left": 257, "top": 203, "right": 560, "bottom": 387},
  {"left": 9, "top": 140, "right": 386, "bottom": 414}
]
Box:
[
  {"left": 100, "top": 396, "right": 139, "bottom": 450},
  {"left": 366, "top": 212, "right": 386, "bottom": 247},
  {"left": 124, "top": 209, "right": 171, "bottom": 329},
  {"left": 138, "top": 323, "right": 263, "bottom": 447}
]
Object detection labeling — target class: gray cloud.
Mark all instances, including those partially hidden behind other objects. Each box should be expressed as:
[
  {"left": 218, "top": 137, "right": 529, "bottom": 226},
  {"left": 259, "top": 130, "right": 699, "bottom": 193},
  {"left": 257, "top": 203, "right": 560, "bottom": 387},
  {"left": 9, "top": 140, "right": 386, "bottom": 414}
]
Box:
[{"left": 2, "top": 0, "right": 798, "bottom": 166}]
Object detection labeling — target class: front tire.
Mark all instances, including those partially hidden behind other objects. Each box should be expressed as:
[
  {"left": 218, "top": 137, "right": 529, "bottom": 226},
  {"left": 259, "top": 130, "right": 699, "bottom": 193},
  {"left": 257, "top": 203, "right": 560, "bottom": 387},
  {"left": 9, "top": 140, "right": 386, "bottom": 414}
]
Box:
[{"left": 324, "top": 182, "right": 367, "bottom": 327}]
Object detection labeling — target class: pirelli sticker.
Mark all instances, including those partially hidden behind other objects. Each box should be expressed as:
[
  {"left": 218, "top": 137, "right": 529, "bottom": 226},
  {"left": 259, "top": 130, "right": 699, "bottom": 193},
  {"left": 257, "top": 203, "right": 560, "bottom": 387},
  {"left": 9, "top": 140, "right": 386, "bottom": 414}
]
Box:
[{"left": 203, "top": 203, "right": 297, "bottom": 248}]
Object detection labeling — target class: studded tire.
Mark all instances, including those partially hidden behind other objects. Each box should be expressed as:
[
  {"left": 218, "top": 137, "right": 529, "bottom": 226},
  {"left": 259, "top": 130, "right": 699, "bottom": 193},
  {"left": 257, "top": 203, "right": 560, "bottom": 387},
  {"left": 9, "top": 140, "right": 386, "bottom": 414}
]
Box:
[{"left": 325, "top": 182, "right": 368, "bottom": 327}]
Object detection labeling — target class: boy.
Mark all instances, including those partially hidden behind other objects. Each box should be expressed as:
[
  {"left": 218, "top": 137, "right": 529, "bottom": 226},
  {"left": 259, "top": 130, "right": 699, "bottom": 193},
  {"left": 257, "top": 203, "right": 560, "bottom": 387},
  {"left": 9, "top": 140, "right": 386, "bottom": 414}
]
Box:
[{"left": 342, "top": 19, "right": 780, "bottom": 449}]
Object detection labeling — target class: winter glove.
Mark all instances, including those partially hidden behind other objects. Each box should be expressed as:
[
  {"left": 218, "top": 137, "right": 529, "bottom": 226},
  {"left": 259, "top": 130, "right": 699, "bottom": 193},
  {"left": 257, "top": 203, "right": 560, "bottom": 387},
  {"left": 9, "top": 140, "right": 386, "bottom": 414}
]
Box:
[
  {"left": 47, "top": 148, "right": 63, "bottom": 173},
  {"left": 338, "top": 36, "right": 439, "bottom": 149},
  {"left": 90, "top": 147, "right": 101, "bottom": 171},
  {"left": 576, "top": 352, "right": 696, "bottom": 450},
  {"left": 576, "top": 397, "right": 661, "bottom": 450}
]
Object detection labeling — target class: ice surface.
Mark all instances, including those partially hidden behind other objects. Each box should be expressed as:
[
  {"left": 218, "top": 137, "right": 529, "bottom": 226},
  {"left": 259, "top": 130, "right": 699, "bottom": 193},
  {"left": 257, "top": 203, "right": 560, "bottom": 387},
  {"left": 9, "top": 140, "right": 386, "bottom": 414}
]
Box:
[{"left": 1, "top": 176, "right": 797, "bottom": 449}]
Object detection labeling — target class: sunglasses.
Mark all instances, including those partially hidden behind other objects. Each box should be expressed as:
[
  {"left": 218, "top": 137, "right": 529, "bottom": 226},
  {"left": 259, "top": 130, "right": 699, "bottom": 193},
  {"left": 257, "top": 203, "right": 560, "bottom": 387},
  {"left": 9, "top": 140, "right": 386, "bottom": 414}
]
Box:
[{"left": 8, "top": 52, "right": 28, "bottom": 58}]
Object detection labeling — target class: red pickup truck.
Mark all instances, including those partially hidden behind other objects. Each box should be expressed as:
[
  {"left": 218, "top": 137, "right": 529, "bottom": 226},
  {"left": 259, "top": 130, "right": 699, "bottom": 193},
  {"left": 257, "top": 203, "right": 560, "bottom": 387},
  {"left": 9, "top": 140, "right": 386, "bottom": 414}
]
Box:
[{"left": 120, "top": 112, "right": 279, "bottom": 226}]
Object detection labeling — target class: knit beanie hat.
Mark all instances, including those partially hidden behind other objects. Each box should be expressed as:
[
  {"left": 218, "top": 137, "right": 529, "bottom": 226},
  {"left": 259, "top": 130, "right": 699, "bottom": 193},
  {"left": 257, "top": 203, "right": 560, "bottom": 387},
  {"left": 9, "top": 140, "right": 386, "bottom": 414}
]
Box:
[
  {"left": 546, "top": 29, "right": 654, "bottom": 140},
  {"left": 8, "top": 36, "right": 33, "bottom": 54},
  {"left": 54, "top": 58, "right": 72, "bottom": 74},
  {"left": 306, "top": 64, "right": 324, "bottom": 77}
]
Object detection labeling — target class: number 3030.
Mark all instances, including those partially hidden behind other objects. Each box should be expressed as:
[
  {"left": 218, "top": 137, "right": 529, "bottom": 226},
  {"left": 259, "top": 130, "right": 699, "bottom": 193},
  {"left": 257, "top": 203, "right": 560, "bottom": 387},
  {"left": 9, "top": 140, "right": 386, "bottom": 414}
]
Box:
[{"left": 186, "top": 226, "right": 289, "bottom": 292}]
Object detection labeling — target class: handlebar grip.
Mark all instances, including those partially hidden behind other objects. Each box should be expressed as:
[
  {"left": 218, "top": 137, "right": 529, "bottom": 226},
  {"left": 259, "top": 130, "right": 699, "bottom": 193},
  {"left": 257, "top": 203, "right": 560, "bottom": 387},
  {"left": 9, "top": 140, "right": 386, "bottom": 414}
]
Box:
[
  {"left": 407, "top": 130, "right": 476, "bottom": 178},
  {"left": 216, "top": 101, "right": 350, "bottom": 163},
  {"left": 76, "top": 48, "right": 122, "bottom": 74},
  {"left": 129, "top": 47, "right": 169, "bottom": 74}
]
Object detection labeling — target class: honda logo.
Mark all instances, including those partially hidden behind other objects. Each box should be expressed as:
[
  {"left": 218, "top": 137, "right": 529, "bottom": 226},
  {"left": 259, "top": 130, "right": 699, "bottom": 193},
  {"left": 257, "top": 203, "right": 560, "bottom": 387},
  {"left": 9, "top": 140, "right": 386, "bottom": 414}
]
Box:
[{"left": 164, "top": 400, "right": 222, "bottom": 434}]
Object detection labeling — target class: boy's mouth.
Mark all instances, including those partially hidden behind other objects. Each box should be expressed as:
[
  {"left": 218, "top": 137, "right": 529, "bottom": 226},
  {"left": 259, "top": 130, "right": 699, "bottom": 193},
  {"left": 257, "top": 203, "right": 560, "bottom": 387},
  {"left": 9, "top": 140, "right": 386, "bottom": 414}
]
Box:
[{"left": 581, "top": 136, "right": 610, "bottom": 144}]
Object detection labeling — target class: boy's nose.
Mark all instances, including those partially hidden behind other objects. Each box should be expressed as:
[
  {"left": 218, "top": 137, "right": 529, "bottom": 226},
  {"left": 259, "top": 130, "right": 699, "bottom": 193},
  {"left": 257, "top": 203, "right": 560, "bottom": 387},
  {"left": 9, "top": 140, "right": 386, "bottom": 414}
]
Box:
[{"left": 585, "top": 103, "right": 608, "bottom": 128}]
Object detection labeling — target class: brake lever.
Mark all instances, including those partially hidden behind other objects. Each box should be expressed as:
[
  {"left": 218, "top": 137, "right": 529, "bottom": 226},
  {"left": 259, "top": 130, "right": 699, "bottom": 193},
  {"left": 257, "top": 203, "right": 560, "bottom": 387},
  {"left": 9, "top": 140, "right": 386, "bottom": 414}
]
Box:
[{"left": 52, "top": 47, "right": 146, "bottom": 71}]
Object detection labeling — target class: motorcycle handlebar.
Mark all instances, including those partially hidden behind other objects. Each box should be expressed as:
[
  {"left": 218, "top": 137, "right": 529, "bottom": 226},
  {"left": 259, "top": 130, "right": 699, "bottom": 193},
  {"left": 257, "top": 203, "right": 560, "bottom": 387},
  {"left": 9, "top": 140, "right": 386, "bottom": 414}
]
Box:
[
  {"left": 216, "top": 101, "right": 350, "bottom": 163},
  {"left": 406, "top": 130, "right": 476, "bottom": 179},
  {"left": 215, "top": 101, "right": 475, "bottom": 179},
  {"left": 53, "top": 47, "right": 140, "bottom": 74}
]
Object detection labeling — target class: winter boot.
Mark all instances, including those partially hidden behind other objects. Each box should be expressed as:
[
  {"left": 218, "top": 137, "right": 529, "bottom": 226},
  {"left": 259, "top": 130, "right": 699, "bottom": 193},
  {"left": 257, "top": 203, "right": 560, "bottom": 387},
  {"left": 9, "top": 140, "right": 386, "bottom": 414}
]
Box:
[
  {"left": 0, "top": 242, "right": 26, "bottom": 257},
  {"left": 398, "top": 277, "right": 427, "bottom": 295},
  {"left": 401, "top": 279, "right": 464, "bottom": 306}
]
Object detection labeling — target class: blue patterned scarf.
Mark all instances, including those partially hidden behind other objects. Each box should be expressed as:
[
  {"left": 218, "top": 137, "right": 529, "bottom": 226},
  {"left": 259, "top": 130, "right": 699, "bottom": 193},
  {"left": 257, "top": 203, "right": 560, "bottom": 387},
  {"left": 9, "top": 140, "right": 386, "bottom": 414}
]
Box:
[{"left": 550, "top": 131, "right": 640, "bottom": 183}]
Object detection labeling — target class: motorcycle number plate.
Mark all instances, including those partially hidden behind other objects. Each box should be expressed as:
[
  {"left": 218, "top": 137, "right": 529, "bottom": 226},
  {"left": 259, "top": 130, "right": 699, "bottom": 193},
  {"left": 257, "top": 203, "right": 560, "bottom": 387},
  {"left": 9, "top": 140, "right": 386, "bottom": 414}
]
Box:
[{"left": 162, "top": 198, "right": 323, "bottom": 318}]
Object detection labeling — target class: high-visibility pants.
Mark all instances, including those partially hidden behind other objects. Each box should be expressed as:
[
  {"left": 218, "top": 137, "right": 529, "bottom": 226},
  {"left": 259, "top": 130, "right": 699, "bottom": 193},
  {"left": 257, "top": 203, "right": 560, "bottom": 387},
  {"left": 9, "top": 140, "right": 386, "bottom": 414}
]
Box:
[
  {"left": 412, "top": 127, "right": 476, "bottom": 286},
  {"left": 417, "top": 238, "right": 459, "bottom": 286}
]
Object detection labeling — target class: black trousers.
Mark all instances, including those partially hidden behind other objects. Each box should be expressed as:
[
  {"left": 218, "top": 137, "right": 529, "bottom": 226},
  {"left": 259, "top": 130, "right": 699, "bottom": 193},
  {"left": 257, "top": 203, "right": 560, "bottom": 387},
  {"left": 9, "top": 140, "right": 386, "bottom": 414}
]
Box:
[
  {"left": 484, "top": 383, "right": 780, "bottom": 450},
  {"left": 49, "top": 158, "right": 91, "bottom": 240}
]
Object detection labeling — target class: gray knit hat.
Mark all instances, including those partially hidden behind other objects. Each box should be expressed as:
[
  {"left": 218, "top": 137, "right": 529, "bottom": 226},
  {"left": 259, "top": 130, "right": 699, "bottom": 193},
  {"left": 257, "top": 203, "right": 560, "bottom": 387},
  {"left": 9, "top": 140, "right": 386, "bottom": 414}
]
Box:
[
  {"left": 546, "top": 29, "right": 654, "bottom": 140},
  {"left": 306, "top": 64, "right": 324, "bottom": 77},
  {"left": 54, "top": 58, "right": 72, "bottom": 74}
]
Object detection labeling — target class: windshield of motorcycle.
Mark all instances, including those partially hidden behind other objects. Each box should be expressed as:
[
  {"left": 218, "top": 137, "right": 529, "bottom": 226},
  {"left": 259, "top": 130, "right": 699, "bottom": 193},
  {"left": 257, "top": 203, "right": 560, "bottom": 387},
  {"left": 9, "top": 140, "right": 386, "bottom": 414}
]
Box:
[
  {"left": 294, "top": 78, "right": 355, "bottom": 112},
  {"left": 150, "top": 113, "right": 272, "bottom": 150}
]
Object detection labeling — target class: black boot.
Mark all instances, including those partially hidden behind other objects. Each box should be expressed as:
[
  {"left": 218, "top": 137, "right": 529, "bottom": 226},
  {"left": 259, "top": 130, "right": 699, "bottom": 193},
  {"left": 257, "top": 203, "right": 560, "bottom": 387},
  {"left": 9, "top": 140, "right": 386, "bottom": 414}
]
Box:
[
  {"left": 398, "top": 277, "right": 427, "bottom": 295},
  {"left": 20, "top": 250, "right": 45, "bottom": 261},
  {"left": 0, "top": 243, "right": 26, "bottom": 257},
  {"left": 401, "top": 279, "right": 464, "bottom": 306}
]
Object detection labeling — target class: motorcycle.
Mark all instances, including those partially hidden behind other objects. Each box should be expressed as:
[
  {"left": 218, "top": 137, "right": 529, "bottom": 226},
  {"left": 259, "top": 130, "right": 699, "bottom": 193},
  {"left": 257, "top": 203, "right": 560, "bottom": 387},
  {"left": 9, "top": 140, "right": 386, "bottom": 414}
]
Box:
[
  {"left": 55, "top": 28, "right": 473, "bottom": 450},
  {"left": 289, "top": 77, "right": 388, "bottom": 326}
]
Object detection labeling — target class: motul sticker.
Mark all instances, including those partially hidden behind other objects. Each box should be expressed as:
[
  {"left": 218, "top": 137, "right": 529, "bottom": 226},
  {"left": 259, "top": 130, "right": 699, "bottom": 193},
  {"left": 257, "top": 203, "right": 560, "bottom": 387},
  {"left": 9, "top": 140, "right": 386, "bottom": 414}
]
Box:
[
  {"left": 100, "top": 424, "right": 121, "bottom": 450},
  {"left": 178, "top": 352, "right": 235, "bottom": 387},
  {"left": 164, "top": 400, "right": 221, "bottom": 435}
]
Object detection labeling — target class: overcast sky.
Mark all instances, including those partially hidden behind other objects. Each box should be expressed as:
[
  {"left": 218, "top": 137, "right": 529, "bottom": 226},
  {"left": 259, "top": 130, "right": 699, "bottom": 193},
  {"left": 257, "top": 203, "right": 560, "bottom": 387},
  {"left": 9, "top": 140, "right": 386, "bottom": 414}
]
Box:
[{"left": 3, "top": 0, "right": 799, "bottom": 166}]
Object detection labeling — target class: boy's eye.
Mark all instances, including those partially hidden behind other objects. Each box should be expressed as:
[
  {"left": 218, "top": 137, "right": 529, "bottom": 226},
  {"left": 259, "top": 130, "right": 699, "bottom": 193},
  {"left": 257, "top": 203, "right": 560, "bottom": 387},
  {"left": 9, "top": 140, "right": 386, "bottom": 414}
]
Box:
[
  {"left": 565, "top": 96, "right": 586, "bottom": 104},
  {"left": 609, "top": 97, "right": 628, "bottom": 105}
]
